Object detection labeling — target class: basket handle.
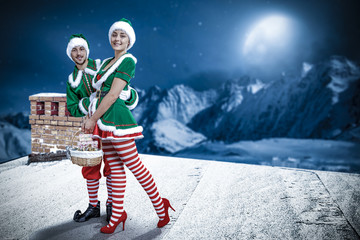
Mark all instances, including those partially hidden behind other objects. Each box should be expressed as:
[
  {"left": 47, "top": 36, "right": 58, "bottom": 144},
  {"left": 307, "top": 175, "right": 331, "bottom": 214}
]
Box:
[{"left": 71, "top": 130, "right": 82, "bottom": 149}]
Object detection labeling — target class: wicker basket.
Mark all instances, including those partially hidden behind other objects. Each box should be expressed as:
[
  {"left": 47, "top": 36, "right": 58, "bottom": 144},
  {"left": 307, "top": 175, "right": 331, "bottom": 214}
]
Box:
[{"left": 69, "top": 130, "right": 102, "bottom": 167}]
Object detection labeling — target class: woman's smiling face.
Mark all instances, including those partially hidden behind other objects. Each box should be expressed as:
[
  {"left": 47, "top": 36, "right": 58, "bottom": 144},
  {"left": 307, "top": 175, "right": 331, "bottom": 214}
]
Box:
[{"left": 111, "top": 30, "right": 129, "bottom": 52}]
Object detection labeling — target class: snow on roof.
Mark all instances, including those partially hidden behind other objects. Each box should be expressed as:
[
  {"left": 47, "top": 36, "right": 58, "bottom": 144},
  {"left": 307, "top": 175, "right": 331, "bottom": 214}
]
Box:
[
  {"left": 1, "top": 154, "right": 359, "bottom": 239},
  {"left": 31, "top": 93, "right": 66, "bottom": 97}
]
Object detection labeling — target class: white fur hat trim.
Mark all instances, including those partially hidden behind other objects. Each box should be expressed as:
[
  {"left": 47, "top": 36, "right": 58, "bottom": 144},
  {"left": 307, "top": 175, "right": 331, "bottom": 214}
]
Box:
[
  {"left": 108, "top": 21, "right": 136, "bottom": 50},
  {"left": 66, "top": 37, "right": 90, "bottom": 62}
]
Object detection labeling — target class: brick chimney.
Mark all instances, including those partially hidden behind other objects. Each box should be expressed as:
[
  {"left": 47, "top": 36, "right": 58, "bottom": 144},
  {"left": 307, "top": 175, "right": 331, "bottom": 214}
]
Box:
[{"left": 28, "top": 93, "right": 84, "bottom": 162}]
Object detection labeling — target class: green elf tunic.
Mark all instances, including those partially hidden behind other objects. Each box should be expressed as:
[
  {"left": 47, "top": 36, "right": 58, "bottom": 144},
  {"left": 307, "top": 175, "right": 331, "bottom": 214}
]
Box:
[
  {"left": 66, "top": 58, "right": 100, "bottom": 117},
  {"left": 90, "top": 53, "right": 143, "bottom": 140}
]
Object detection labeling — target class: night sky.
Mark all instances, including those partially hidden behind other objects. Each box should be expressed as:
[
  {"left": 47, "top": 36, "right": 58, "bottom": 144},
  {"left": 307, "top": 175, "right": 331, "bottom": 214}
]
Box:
[{"left": 1, "top": 0, "right": 359, "bottom": 114}]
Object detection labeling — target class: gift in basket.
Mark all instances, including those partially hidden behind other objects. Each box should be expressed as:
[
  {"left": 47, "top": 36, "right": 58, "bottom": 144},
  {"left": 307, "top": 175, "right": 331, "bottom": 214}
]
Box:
[{"left": 68, "top": 130, "right": 103, "bottom": 167}]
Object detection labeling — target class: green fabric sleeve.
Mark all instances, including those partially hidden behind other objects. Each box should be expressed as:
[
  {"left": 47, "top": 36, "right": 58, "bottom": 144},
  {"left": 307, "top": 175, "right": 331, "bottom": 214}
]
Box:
[
  {"left": 66, "top": 82, "right": 85, "bottom": 117},
  {"left": 114, "top": 57, "right": 136, "bottom": 83}
]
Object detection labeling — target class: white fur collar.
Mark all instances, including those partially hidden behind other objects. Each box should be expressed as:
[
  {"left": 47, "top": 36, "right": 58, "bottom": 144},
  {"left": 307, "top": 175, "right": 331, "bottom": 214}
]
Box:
[
  {"left": 92, "top": 53, "right": 137, "bottom": 90},
  {"left": 68, "top": 61, "right": 101, "bottom": 88}
]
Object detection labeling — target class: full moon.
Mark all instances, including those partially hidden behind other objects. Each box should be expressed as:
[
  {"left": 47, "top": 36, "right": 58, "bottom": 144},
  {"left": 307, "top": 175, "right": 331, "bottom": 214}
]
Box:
[{"left": 242, "top": 15, "right": 293, "bottom": 65}]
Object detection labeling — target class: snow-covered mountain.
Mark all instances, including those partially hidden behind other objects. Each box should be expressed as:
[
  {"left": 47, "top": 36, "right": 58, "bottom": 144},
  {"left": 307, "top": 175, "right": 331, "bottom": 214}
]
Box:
[
  {"left": 133, "top": 84, "right": 217, "bottom": 153},
  {"left": 189, "top": 56, "right": 360, "bottom": 142},
  {"left": 0, "top": 113, "right": 31, "bottom": 163},
  {"left": 131, "top": 56, "right": 360, "bottom": 154}
]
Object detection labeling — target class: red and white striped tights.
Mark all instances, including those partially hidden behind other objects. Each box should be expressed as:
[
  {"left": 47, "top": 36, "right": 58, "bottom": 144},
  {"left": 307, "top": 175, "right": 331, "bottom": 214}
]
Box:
[
  {"left": 102, "top": 139, "right": 165, "bottom": 227},
  {"left": 86, "top": 179, "right": 99, "bottom": 206},
  {"left": 106, "top": 176, "right": 112, "bottom": 205},
  {"left": 87, "top": 177, "right": 112, "bottom": 207}
]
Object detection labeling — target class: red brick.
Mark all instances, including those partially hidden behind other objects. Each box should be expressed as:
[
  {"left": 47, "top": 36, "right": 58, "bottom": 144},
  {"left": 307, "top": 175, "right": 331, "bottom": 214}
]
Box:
[
  {"left": 36, "top": 128, "right": 44, "bottom": 134},
  {"left": 39, "top": 97, "right": 54, "bottom": 101},
  {"left": 56, "top": 126, "right": 68, "bottom": 130},
  {"left": 29, "top": 96, "right": 39, "bottom": 101},
  {"left": 67, "top": 117, "right": 83, "bottom": 122},
  {"left": 32, "top": 143, "right": 41, "bottom": 147},
  {"left": 73, "top": 122, "right": 82, "bottom": 127},
  {"left": 31, "top": 147, "right": 39, "bottom": 152},
  {"left": 54, "top": 97, "right": 66, "bottom": 102},
  {"left": 40, "top": 115, "right": 54, "bottom": 120},
  {"left": 65, "top": 121, "right": 73, "bottom": 126},
  {"left": 29, "top": 115, "right": 39, "bottom": 120},
  {"left": 54, "top": 116, "right": 68, "bottom": 121}
]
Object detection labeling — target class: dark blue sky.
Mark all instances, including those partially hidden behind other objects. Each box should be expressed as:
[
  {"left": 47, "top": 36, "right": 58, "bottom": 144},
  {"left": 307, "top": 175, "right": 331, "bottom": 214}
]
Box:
[{"left": 1, "top": 0, "right": 359, "bottom": 114}]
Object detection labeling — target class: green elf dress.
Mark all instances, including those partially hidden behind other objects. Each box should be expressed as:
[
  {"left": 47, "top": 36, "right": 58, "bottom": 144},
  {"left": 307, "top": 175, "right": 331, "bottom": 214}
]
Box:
[{"left": 90, "top": 53, "right": 143, "bottom": 140}]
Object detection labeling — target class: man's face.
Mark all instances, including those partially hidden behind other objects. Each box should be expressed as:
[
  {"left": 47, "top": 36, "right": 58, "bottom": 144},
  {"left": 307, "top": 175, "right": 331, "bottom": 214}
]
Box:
[{"left": 71, "top": 46, "right": 87, "bottom": 65}]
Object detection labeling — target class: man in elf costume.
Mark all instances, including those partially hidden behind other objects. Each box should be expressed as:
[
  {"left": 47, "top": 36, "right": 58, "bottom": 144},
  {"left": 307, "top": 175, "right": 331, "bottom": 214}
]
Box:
[{"left": 66, "top": 34, "right": 139, "bottom": 222}]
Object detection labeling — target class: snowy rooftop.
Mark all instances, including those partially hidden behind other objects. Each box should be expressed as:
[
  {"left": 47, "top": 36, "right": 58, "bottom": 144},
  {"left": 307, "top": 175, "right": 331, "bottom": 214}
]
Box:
[
  {"left": 30, "top": 93, "right": 66, "bottom": 97},
  {"left": 1, "top": 155, "right": 359, "bottom": 240}
]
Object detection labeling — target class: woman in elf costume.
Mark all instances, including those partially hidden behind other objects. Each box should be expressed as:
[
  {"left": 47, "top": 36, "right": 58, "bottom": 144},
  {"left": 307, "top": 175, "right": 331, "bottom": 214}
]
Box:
[
  {"left": 83, "top": 18, "right": 174, "bottom": 234},
  {"left": 66, "top": 34, "right": 139, "bottom": 223}
]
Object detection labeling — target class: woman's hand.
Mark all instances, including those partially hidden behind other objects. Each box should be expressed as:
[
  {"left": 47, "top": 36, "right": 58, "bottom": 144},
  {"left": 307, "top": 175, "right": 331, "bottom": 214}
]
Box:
[{"left": 82, "top": 118, "right": 96, "bottom": 134}]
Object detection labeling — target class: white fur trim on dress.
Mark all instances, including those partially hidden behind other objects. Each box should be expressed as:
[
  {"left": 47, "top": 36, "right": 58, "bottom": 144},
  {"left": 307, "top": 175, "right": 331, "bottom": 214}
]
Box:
[
  {"left": 95, "top": 59, "right": 101, "bottom": 69},
  {"left": 66, "top": 37, "right": 90, "bottom": 62},
  {"left": 68, "top": 64, "right": 99, "bottom": 88},
  {"left": 89, "top": 98, "right": 98, "bottom": 117},
  {"left": 126, "top": 87, "right": 139, "bottom": 111},
  {"left": 68, "top": 71, "right": 83, "bottom": 88},
  {"left": 79, "top": 97, "right": 88, "bottom": 115},
  {"left": 108, "top": 21, "right": 136, "bottom": 50},
  {"left": 119, "top": 88, "right": 131, "bottom": 100},
  {"left": 89, "top": 92, "right": 96, "bottom": 103},
  {"left": 92, "top": 54, "right": 137, "bottom": 90},
  {"left": 97, "top": 120, "right": 143, "bottom": 137},
  {"left": 84, "top": 67, "right": 96, "bottom": 76}
]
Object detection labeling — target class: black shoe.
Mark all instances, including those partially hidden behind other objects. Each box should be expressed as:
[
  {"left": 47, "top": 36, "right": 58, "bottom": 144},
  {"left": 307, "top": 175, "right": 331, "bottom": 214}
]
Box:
[
  {"left": 73, "top": 201, "right": 100, "bottom": 222},
  {"left": 106, "top": 203, "right": 112, "bottom": 223}
]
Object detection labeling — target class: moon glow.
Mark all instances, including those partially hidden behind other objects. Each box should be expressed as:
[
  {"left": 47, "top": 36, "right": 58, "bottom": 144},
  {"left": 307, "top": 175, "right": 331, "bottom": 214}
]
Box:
[{"left": 243, "top": 15, "right": 293, "bottom": 65}]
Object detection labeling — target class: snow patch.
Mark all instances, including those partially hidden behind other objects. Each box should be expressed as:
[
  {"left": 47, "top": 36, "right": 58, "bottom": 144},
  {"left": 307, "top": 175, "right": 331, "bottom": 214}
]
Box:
[
  {"left": 157, "top": 85, "right": 217, "bottom": 124},
  {"left": 247, "top": 79, "right": 266, "bottom": 94},
  {"left": 327, "top": 58, "right": 360, "bottom": 104},
  {"left": 151, "top": 119, "right": 206, "bottom": 153},
  {"left": 31, "top": 93, "right": 66, "bottom": 97},
  {"left": 221, "top": 84, "right": 244, "bottom": 112},
  {"left": 301, "top": 62, "right": 313, "bottom": 78}
]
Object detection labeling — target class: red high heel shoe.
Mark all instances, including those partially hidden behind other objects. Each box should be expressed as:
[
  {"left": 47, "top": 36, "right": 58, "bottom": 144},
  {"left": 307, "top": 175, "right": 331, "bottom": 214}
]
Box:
[
  {"left": 157, "top": 198, "right": 175, "bottom": 228},
  {"left": 100, "top": 210, "right": 127, "bottom": 234}
]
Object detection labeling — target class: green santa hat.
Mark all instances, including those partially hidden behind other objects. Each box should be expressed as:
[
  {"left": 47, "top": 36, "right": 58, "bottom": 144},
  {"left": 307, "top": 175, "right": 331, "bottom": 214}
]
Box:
[
  {"left": 108, "top": 18, "right": 136, "bottom": 50},
  {"left": 66, "top": 34, "right": 90, "bottom": 62}
]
